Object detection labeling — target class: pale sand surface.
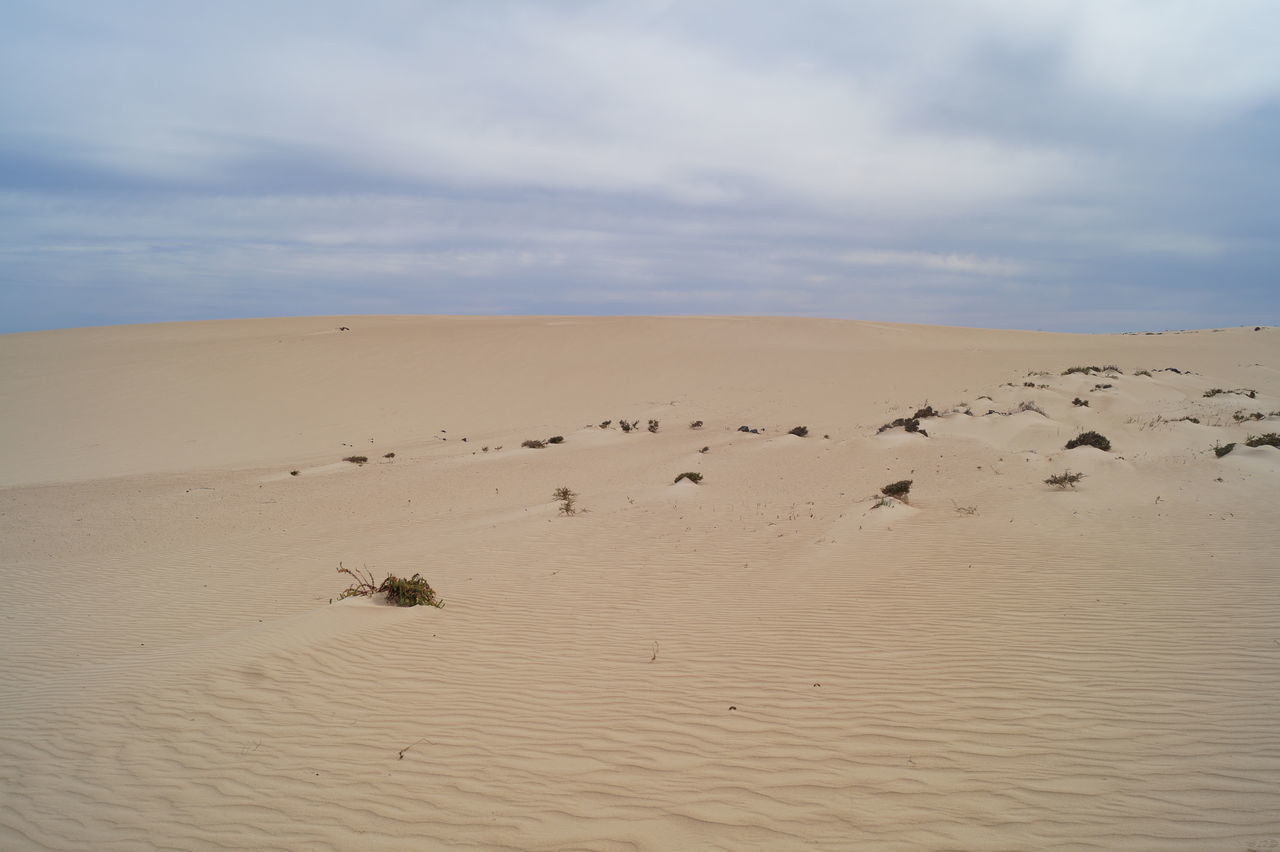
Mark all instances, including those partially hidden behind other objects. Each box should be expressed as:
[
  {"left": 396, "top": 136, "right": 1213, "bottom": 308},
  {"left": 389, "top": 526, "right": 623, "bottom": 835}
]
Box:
[{"left": 1, "top": 316, "right": 1278, "bottom": 850}]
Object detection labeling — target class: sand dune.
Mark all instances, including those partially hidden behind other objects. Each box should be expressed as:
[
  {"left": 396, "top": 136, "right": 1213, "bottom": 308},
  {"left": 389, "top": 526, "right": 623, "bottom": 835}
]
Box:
[{"left": 1, "top": 316, "right": 1278, "bottom": 849}]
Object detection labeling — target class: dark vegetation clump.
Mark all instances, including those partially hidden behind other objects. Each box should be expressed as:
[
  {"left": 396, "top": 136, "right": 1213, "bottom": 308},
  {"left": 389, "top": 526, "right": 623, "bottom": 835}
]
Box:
[
  {"left": 880, "top": 479, "right": 912, "bottom": 500},
  {"left": 699, "top": 446, "right": 710, "bottom": 453},
  {"left": 546, "top": 435, "right": 565, "bottom": 444},
  {"left": 673, "top": 471, "right": 703, "bottom": 485},
  {"left": 913, "top": 405, "right": 938, "bottom": 419},
  {"left": 1072, "top": 397, "right": 1089, "bottom": 407},
  {"left": 383, "top": 452, "right": 396, "bottom": 459},
  {"left": 336, "top": 563, "right": 444, "bottom": 608},
  {"left": 619, "top": 420, "right": 637, "bottom": 433},
  {"left": 1101, "top": 365, "right": 1122, "bottom": 373},
  {"left": 647, "top": 419, "right": 660, "bottom": 433},
  {"left": 738, "top": 425, "right": 760, "bottom": 434},
  {"left": 343, "top": 455, "right": 369, "bottom": 464},
  {"left": 1174, "top": 416, "right": 1201, "bottom": 424},
  {"left": 1045, "top": 470, "right": 1086, "bottom": 489},
  {"left": 1214, "top": 442, "right": 1236, "bottom": 458},
  {"left": 689, "top": 420, "right": 704, "bottom": 429},
  {"left": 521, "top": 439, "right": 546, "bottom": 449},
  {"left": 1062, "top": 365, "right": 1101, "bottom": 375},
  {"left": 290, "top": 470, "right": 300, "bottom": 476},
  {"left": 1204, "top": 388, "right": 1257, "bottom": 398},
  {"left": 1023, "top": 381, "right": 1036, "bottom": 388},
  {"left": 1246, "top": 432, "right": 1280, "bottom": 449},
  {"left": 1065, "top": 431, "right": 1111, "bottom": 451},
  {"left": 599, "top": 420, "right": 612, "bottom": 429},
  {"left": 788, "top": 426, "right": 809, "bottom": 437},
  {"left": 1134, "top": 369, "right": 1152, "bottom": 377},
  {"left": 1092, "top": 383, "right": 1113, "bottom": 390},
  {"left": 877, "top": 417, "right": 928, "bottom": 437}
]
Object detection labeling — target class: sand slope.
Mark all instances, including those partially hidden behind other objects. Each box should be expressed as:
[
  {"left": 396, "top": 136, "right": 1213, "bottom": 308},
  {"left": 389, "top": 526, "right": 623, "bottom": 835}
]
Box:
[{"left": 1, "top": 316, "right": 1278, "bottom": 849}]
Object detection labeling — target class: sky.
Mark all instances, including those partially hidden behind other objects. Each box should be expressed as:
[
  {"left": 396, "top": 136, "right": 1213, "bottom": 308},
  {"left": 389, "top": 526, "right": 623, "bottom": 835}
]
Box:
[{"left": 2, "top": 0, "right": 1278, "bottom": 333}]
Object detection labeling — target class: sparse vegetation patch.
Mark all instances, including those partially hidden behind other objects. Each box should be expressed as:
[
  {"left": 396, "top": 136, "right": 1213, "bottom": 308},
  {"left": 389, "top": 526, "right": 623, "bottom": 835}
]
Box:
[
  {"left": 1204, "top": 388, "right": 1257, "bottom": 398},
  {"left": 553, "top": 486, "right": 578, "bottom": 516},
  {"left": 1045, "top": 470, "right": 1086, "bottom": 489},
  {"left": 1245, "top": 433, "right": 1280, "bottom": 449},
  {"left": 343, "top": 455, "right": 369, "bottom": 465},
  {"left": 336, "top": 563, "right": 444, "bottom": 608},
  {"left": 1072, "top": 397, "right": 1089, "bottom": 407},
  {"left": 1214, "top": 442, "right": 1236, "bottom": 458},
  {"left": 521, "top": 439, "right": 546, "bottom": 449},
  {"left": 674, "top": 471, "right": 703, "bottom": 485},
  {"left": 788, "top": 426, "right": 809, "bottom": 437}
]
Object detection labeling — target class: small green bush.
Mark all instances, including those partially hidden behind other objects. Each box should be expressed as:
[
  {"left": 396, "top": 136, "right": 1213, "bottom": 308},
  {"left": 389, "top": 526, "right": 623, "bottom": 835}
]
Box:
[
  {"left": 336, "top": 563, "right": 443, "bottom": 608},
  {"left": 1072, "top": 397, "right": 1089, "bottom": 407},
  {"left": 648, "top": 419, "right": 660, "bottom": 433},
  {"left": 1245, "top": 432, "right": 1280, "bottom": 449},
  {"left": 599, "top": 420, "right": 612, "bottom": 428},
  {"left": 1045, "top": 470, "right": 1086, "bottom": 489},
  {"left": 788, "top": 426, "right": 809, "bottom": 437},
  {"left": 1214, "top": 442, "right": 1236, "bottom": 458},
  {"left": 381, "top": 574, "right": 444, "bottom": 607},
  {"left": 546, "top": 435, "right": 565, "bottom": 444},
  {"left": 881, "top": 479, "right": 912, "bottom": 499},
  {"left": 620, "top": 420, "right": 637, "bottom": 433},
  {"left": 1065, "top": 431, "right": 1111, "bottom": 451},
  {"left": 674, "top": 471, "right": 703, "bottom": 484}
]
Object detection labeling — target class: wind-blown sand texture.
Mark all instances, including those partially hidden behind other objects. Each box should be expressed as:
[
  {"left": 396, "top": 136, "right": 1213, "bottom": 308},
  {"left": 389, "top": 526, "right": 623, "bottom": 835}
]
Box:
[{"left": 1, "top": 316, "right": 1278, "bottom": 850}]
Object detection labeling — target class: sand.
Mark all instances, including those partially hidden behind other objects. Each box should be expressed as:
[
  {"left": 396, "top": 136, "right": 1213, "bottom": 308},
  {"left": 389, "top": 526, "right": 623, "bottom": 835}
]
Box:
[{"left": 1, "top": 316, "right": 1277, "bottom": 850}]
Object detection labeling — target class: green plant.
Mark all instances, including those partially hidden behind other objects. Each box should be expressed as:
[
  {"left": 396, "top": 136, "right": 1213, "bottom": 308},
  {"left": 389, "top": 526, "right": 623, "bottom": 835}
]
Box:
[
  {"left": 648, "top": 419, "right": 660, "bottom": 433},
  {"left": 337, "top": 563, "right": 443, "bottom": 608},
  {"left": 381, "top": 574, "right": 444, "bottom": 607},
  {"left": 1045, "top": 470, "right": 1086, "bottom": 489},
  {"left": 881, "top": 479, "right": 912, "bottom": 500},
  {"left": 620, "top": 420, "right": 637, "bottom": 433},
  {"left": 343, "top": 455, "right": 369, "bottom": 464},
  {"left": 546, "top": 435, "right": 565, "bottom": 444},
  {"left": 1245, "top": 432, "right": 1280, "bottom": 448},
  {"left": 1063, "top": 365, "right": 1100, "bottom": 375},
  {"left": 674, "top": 471, "right": 703, "bottom": 484},
  {"left": 553, "top": 486, "right": 578, "bottom": 515},
  {"left": 1072, "top": 397, "right": 1089, "bottom": 407},
  {"left": 1065, "top": 431, "right": 1111, "bottom": 451},
  {"left": 1214, "top": 442, "right": 1236, "bottom": 458},
  {"left": 599, "top": 420, "right": 612, "bottom": 429},
  {"left": 788, "top": 425, "right": 809, "bottom": 437},
  {"left": 521, "top": 439, "right": 546, "bottom": 449}
]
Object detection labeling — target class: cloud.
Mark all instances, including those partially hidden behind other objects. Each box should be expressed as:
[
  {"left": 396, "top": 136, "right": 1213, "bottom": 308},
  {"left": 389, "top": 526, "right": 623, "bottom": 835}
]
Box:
[{"left": 1, "top": 1, "right": 1277, "bottom": 332}]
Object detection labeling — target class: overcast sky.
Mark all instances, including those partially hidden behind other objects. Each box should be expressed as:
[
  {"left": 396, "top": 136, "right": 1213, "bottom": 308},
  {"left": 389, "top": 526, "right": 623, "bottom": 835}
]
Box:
[{"left": 2, "top": 1, "right": 1278, "bottom": 333}]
